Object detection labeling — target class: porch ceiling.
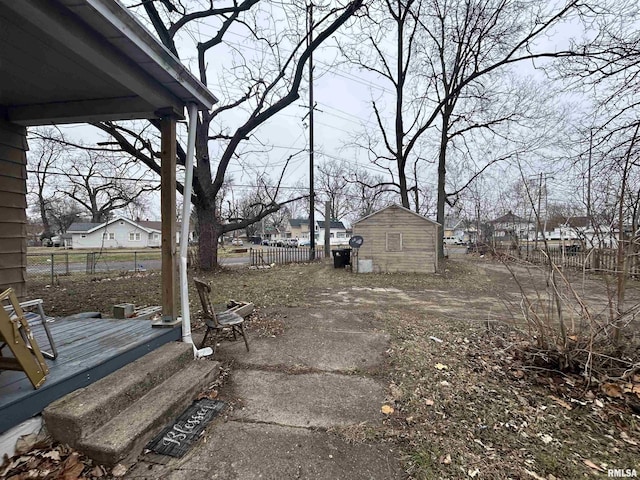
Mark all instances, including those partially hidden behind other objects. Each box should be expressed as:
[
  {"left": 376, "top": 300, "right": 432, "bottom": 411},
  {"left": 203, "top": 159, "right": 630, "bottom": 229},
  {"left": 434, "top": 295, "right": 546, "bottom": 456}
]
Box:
[{"left": 0, "top": 0, "right": 217, "bottom": 125}]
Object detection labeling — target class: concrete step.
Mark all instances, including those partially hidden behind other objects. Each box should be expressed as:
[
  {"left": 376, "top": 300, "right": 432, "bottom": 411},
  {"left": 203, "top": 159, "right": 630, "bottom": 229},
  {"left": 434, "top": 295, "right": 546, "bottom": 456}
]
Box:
[
  {"left": 44, "top": 341, "right": 193, "bottom": 447},
  {"left": 77, "top": 359, "right": 220, "bottom": 466}
]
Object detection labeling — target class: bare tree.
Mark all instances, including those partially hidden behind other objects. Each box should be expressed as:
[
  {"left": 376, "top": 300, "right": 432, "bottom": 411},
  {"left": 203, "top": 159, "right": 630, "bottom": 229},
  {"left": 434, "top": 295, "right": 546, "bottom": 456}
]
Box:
[
  {"left": 348, "top": 167, "right": 395, "bottom": 221},
  {"left": 90, "top": 0, "right": 365, "bottom": 269},
  {"left": 561, "top": 0, "right": 640, "bottom": 343},
  {"left": 316, "top": 159, "right": 354, "bottom": 221},
  {"left": 26, "top": 128, "right": 67, "bottom": 240},
  {"left": 47, "top": 197, "right": 82, "bottom": 235},
  {"left": 342, "top": 0, "right": 583, "bottom": 257},
  {"left": 59, "top": 151, "right": 157, "bottom": 223}
]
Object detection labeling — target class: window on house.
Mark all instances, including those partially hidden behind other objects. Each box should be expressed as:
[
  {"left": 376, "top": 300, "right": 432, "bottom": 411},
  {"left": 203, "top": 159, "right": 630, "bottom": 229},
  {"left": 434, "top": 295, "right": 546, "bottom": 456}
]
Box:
[
  {"left": 330, "top": 233, "right": 334, "bottom": 238},
  {"left": 337, "top": 232, "right": 346, "bottom": 238},
  {"left": 108, "top": 233, "right": 114, "bottom": 240},
  {"left": 386, "top": 232, "right": 402, "bottom": 252},
  {"left": 129, "top": 232, "right": 141, "bottom": 241}
]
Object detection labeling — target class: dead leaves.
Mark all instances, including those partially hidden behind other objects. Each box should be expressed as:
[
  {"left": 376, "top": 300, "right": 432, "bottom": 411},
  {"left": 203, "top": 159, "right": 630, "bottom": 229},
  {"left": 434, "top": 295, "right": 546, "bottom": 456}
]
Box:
[
  {"left": 621, "top": 431, "right": 639, "bottom": 446},
  {"left": 602, "top": 382, "right": 624, "bottom": 399},
  {"left": 583, "top": 459, "right": 605, "bottom": 472},
  {"left": 0, "top": 438, "right": 112, "bottom": 480},
  {"left": 549, "top": 395, "right": 572, "bottom": 410},
  {"left": 111, "top": 463, "right": 128, "bottom": 477},
  {"left": 381, "top": 404, "right": 395, "bottom": 415}
]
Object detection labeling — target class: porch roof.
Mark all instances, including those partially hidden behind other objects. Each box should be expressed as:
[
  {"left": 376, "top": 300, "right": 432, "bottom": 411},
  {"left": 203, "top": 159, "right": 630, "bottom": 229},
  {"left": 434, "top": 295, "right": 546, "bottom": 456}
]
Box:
[{"left": 0, "top": 0, "right": 217, "bottom": 125}]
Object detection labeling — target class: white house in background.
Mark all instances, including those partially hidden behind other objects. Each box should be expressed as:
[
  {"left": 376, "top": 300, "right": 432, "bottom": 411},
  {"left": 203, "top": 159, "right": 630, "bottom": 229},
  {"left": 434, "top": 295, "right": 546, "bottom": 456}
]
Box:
[
  {"left": 67, "top": 217, "right": 161, "bottom": 249},
  {"left": 316, "top": 220, "right": 351, "bottom": 245},
  {"left": 66, "top": 217, "right": 196, "bottom": 249},
  {"left": 286, "top": 218, "right": 350, "bottom": 245}
]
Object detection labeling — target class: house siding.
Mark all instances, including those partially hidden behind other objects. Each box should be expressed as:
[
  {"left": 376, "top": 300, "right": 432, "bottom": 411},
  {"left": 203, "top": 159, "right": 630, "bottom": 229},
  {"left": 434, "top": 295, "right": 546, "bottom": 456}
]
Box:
[
  {"left": 0, "top": 120, "right": 28, "bottom": 298},
  {"left": 353, "top": 205, "right": 438, "bottom": 274},
  {"left": 70, "top": 221, "right": 160, "bottom": 249}
]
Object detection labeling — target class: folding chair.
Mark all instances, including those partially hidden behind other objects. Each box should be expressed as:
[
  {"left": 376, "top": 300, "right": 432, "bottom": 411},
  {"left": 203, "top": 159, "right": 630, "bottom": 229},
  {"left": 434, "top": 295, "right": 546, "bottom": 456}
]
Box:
[
  {"left": 3, "top": 298, "right": 58, "bottom": 359},
  {"left": 0, "top": 288, "right": 50, "bottom": 389},
  {"left": 194, "top": 279, "right": 249, "bottom": 354}
]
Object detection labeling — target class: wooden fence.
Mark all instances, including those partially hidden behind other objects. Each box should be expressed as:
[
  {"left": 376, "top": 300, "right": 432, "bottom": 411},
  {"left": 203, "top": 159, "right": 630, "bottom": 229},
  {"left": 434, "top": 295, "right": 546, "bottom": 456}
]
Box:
[
  {"left": 520, "top": 247, "right": 640, "bottom": 277},
  {"left": 249, "top": 247, "right": 325, "bottom": 266}
]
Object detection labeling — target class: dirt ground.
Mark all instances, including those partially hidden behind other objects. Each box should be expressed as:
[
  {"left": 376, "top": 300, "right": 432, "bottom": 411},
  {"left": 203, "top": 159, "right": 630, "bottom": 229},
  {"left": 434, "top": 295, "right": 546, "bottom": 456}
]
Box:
[{"left": 11, "top": 256, "right": 640, "bottom": 479}]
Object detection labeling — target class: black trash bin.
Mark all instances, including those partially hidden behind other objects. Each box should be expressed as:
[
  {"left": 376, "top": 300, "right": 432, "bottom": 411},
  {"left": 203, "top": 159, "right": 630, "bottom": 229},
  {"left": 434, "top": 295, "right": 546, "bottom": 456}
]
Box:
[
  {"left": 342, "top": 248, "right": 351, "bottom": 266},
  {"left": 332, "top": 249, "right": 344, "bottom": 268},
  {"left": 332, "top": 249, "right": 351, "bottom": 268}
]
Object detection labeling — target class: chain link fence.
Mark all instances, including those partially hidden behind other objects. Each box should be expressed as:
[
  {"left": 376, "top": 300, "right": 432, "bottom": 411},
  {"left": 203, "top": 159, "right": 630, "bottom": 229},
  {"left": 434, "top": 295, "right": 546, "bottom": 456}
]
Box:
[{"left": 27, "top": 250, "right": 162, "bottom": 284}]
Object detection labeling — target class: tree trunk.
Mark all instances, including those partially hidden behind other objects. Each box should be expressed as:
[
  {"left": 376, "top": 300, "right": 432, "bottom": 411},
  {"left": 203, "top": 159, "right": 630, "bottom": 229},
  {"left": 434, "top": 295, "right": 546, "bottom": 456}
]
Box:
[
  {"left": 38, "top": 197, "right": 51, "bottom": 237},
  {"left": 197, "top": 204, "right": 219, "bottom": 270},
  {"left": 436, "top": 111, "right": 450, "bottom": 259},
  {"left": 395, "top": 0, "right": 409, "bottom": 209}
]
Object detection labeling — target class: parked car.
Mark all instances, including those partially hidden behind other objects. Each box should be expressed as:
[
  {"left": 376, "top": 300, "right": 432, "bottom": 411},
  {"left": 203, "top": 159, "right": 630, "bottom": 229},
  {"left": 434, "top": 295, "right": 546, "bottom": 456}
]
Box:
[
  {"left": 466, "top": 242, "right": 490, "bottom": 255},
  {"left": 285, "top": 239, "right": 299, "bottom": 248},
  {"left": 443, "top": 236, "right": 465, "bottom": 245},
  {"left": 261, "top": 239, "right": 270, "bottom": 246},
  {"left": 298, "top": 238, "right": 310, "bottom": 247},
  {"left": 231, "top": 238, "right": 243, "bottom": 246}
]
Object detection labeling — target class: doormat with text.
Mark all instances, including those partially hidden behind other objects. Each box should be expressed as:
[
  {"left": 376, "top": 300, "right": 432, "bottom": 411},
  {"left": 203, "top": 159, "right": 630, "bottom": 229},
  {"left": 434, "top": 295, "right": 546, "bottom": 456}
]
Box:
[{"left": 146, "top": 399, "right": 226, "bottom": 458}]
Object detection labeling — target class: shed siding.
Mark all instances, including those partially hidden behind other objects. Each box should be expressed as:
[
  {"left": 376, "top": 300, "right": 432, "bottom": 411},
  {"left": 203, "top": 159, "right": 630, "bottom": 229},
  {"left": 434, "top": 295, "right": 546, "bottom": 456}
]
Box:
[
  {"left": 0, "top": 120, "right": 28, "bottom": 298},
  {"left": 354, "top": 205, "right": 438, "bottom": 273}
]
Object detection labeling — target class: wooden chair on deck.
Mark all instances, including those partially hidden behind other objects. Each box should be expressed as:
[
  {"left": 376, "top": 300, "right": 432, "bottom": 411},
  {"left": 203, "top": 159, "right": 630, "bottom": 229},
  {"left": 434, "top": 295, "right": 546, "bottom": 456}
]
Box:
[
  {"left": 0, "top": 288, "right": 50, "bottom": 389},
  {"left": 194, "top": 279, "right": 249, "bottom": 354}
]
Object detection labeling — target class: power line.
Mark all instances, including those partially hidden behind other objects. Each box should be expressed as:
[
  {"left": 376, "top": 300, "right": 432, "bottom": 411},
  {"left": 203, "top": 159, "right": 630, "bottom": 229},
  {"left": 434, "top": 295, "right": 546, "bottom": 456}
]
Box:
[{"left": 26, "top": 169, "right": 160, "bottom": 183}]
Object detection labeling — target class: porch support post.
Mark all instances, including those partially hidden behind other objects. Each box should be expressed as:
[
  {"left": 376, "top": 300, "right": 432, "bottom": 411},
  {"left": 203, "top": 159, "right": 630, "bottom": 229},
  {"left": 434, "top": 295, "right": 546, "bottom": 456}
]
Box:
[{"left": 159, "top": 112, "right": 178, "bottom": 324}]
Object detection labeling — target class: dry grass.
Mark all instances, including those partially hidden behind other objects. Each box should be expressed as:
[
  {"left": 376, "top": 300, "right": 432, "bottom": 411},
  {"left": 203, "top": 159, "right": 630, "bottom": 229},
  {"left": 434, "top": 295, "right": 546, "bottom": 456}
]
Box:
[{"left": 25, "top": 258, "right": 640, "bottom": 479}]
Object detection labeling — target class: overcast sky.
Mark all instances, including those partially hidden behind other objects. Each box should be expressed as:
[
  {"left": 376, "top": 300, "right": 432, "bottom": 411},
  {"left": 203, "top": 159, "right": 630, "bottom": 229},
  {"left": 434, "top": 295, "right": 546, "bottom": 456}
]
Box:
[{"left": 49, "top": 0, "right": 594, "bottom": 223}]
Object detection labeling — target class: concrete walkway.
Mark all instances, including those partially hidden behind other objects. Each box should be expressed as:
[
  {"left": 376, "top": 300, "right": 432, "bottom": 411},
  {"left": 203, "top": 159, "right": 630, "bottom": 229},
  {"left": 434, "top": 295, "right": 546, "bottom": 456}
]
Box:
[{"left": 126, "top": 308, "right": 405, "bottom": 479}]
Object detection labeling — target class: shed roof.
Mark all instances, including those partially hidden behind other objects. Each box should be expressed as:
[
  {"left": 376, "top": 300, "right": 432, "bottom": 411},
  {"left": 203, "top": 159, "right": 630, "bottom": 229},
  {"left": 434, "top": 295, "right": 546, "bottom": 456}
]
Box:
[
  {"left": 0, "top": 0, "right": 217, "bottom": 125},
  {"left": 353, "top": 204, "right": 440, "bottom": 226}
]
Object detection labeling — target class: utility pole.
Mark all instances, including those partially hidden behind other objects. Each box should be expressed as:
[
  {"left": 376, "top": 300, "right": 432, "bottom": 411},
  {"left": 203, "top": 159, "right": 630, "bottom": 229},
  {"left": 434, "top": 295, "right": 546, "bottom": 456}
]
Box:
[
  {"left": 307, "top": 2, "right": 315, "bottom": 262},
  {"left": 587, "top": 129, "right": 593, "bottom": 227},
  {"left": 535, "top": 172, "right": 542, "bottom": 249},
  {"left": 324, "top": 200, "right": 331, "bottom": 257}
]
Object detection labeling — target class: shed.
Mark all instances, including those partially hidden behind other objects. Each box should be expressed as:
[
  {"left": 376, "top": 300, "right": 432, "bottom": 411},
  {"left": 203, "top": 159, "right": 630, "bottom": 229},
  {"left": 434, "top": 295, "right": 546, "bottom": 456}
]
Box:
[{"left": 352, "top": 204, "right": 440, "bottom": 274}]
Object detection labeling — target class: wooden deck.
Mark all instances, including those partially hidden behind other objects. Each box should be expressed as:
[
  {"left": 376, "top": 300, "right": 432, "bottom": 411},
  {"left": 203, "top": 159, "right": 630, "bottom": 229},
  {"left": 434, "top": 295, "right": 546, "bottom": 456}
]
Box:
[{"left": 0, "top": 316, "right": 181, "bottom": 433}]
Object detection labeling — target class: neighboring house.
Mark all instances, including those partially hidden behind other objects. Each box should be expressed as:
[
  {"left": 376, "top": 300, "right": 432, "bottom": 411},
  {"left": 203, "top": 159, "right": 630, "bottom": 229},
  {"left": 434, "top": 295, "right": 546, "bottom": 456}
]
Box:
[
  {"left": 352, "top": 204, "right": 439, "bottom": 274},
  {"left": 256, "top": 225, "right": 282, "bottom": 243},
  {"left": 317, "top": 220, "right": 350, "bottom": 245},
  {"left": 288, "top": 218, "right": 310, "bottom": 240},
  {"left": 67, "top": 217, "right": 162, "bottom": 249},
  {"left": 137, "top": 220, "right": 193, "bottom": 244},
  {"left": 286, "top": 218, "right": 350, "bottom": 245},
  {"left": 490, "top": 211, "right": 534, "bottom": 245},
  {"left": 443, "top": 216, "right": 464, "bottom": 239}
]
